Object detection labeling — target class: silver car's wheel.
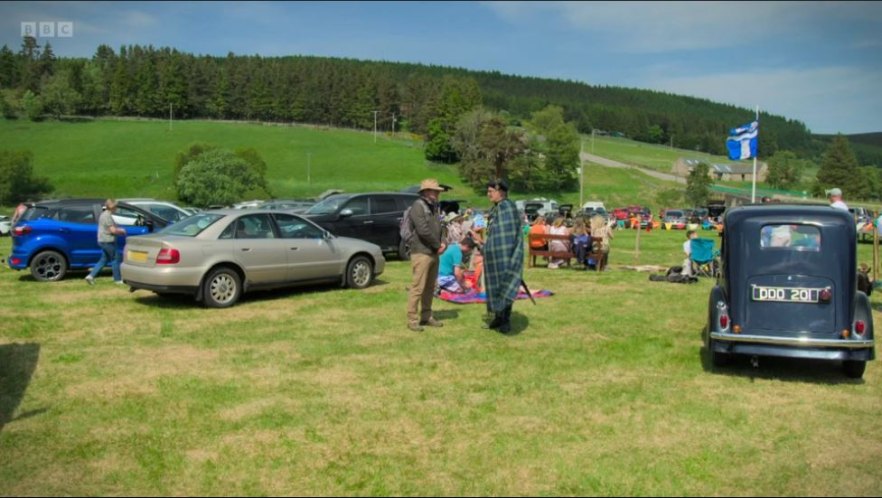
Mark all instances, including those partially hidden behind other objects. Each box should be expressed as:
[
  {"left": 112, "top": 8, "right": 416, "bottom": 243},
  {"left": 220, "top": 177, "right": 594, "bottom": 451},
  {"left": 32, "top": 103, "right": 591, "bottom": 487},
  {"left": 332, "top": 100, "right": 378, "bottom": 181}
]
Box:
[
  {"left": 30, "top": 250, "right": 68, "bottom": 282},
  {"left": 346, "top": 256, "right": 373, "bottom": 289},
  {"left": 203, "top": 267, "right": 241, "bottom": 308}
]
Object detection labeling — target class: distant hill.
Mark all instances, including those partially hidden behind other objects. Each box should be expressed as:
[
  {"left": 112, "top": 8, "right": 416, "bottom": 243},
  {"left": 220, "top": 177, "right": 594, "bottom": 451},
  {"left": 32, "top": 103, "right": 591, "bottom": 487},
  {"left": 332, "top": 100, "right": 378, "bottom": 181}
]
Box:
[
  {"left": 1, "top": 41, "right": 815, "bottom": 159},
  {"left": 814, "top": 132, "right": 882, "bottom": 167}
]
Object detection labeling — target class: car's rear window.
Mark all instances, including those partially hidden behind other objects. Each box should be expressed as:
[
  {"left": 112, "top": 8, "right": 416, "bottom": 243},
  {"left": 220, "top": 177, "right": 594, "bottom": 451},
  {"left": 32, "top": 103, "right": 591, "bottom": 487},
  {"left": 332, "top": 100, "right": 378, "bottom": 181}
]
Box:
[
  {"left": 159, "top": 213, "right": 224, "bottom": 237},
  {"left": 306, "top": 196, "right": 348, "bottom": 215},
  {"left": 760, "top": 224, "right": 821, "bottom": 251}
]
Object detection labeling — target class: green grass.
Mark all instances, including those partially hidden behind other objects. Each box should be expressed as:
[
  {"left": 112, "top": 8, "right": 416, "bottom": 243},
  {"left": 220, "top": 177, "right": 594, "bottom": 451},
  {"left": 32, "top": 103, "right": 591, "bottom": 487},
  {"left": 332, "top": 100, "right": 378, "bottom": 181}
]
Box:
[
  {"left": 0, "top": 118, "right": 464, "bottom": 203},
  {"left": 0, "top": 119, "right": 690, "bottom": 214},
  {"left": 1, "top": 232, "right": 881, "bottom": 496},
  {"left": 586, "top": 135, "right": 731, "bottom": 173}
]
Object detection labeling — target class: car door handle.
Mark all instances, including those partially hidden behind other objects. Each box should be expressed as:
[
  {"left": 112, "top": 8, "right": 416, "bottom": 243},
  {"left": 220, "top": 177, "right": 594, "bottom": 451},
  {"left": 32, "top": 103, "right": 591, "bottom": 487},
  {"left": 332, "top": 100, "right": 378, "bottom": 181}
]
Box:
[
  {"left": 289, "top": 247, "right": 299, "bottom": 251},
  {"left": 59, "top": 228, "right": 69, "bottom": 233},
  {"left": 363, "top": 220, "right": 374, "bottom": 224},
  {"left": 241, "top": 248, "right": 252, "bottom": 252}
]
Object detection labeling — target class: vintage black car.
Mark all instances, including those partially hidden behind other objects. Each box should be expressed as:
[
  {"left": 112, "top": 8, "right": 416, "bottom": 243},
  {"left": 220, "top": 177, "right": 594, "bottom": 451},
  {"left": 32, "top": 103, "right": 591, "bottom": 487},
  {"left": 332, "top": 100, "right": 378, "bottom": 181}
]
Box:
[{"left": 705, "top": 205, "right": 875, "bottom": 378}]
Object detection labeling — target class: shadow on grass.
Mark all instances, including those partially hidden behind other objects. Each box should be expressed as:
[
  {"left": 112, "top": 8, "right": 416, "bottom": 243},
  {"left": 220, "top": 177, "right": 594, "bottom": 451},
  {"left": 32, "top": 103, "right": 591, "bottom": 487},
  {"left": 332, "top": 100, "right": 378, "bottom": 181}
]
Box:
[
  {"left": 699, "top": 343, "right": 865, "bottom": 385},
  {"left": 131, "top": 278, "right": 392, "bottom": 308},
  {"left": 0, "top": 342, "right": 43, "bottom": 433}
]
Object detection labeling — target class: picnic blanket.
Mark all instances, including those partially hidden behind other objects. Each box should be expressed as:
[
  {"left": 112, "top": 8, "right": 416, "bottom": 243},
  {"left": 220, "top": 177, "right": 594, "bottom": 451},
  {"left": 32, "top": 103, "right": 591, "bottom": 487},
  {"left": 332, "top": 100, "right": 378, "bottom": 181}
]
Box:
[{"left": 438, "top": 289, "right": 554, "bottom": 304}]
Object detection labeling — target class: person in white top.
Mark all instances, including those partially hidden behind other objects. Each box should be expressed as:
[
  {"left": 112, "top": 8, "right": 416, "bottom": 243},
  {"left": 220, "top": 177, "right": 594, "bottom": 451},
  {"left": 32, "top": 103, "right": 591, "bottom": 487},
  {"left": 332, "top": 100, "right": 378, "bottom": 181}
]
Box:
[
  {"left": 682, "top": 229, "right": 698, "bottom": 276},
  {"left": 827, "top": 187, "right": 848, "bottom": 211}
]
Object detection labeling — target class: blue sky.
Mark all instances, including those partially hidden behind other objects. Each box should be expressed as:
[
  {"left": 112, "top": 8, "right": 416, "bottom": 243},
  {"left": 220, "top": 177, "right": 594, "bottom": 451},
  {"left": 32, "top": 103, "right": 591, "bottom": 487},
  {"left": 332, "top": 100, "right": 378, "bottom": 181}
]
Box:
[{"left": 2, "top": 1, "right": 881, "bottom": 134}]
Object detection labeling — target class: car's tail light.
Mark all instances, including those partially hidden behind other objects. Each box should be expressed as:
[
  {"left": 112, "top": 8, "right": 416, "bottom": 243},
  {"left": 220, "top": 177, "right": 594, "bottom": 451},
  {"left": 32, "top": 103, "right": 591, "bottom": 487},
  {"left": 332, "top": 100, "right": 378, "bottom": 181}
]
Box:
[
  {"left": 12, "top": 225, "right": 31, "bottom": 237},
  {"left": 10, "top": 257, "right": 21, "bottom": 266},
  {"left": 719, "top": 314, "right": 729, "bottom": 329},
  {"left": 855, "top": 320, "right": 866, "bottom": 335},
  {"left": 156, "top": 248, "right": 180, "bottom": 264}
]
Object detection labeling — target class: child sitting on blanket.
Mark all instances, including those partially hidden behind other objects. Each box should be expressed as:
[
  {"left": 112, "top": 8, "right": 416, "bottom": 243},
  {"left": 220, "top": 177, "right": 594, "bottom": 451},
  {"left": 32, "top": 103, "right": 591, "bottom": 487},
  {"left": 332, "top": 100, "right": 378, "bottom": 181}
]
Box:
[{"left": 437, "top": 237, "right": 478, "bottom": 293}]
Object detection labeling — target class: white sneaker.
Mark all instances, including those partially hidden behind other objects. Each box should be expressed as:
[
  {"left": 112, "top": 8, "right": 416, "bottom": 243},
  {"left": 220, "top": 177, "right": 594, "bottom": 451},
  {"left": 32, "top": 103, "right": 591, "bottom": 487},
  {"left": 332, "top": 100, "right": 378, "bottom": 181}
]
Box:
[
  {"left": 84, "top": 275, "right": 95, "bottom": 285},
  {"left": 548, "top": 263, "right": 559, "bottom": 269},
  {"left": 114, "top": 280, "right": 125, "bottom": 285}
]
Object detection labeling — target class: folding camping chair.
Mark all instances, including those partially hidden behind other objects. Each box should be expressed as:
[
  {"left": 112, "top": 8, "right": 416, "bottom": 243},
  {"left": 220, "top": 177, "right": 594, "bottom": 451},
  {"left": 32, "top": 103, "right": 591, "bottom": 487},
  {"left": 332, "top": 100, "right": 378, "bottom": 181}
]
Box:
[{"left": 689, "top": 238, "right": 719, "bottom": 278}]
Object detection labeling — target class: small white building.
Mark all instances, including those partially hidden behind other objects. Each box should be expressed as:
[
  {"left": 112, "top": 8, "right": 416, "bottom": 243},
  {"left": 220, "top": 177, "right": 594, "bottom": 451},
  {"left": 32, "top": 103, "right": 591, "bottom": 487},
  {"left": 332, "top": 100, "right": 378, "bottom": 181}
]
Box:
[{"left": 672, "top": 158, "right": 768, "bottom": 182}]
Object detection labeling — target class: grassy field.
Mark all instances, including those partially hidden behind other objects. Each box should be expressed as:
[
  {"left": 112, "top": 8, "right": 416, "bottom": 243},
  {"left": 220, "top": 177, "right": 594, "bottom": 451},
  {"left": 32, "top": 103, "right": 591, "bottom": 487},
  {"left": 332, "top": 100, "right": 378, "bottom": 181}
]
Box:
[
  {"left": 0, "top": 118, "right": 690, "bottom": 214},
  {"left": 2, "top": 231, "right": 881, "bottom": 496},
  {"left": 586, "top": 135, "right": 729, "bottom": 173}
]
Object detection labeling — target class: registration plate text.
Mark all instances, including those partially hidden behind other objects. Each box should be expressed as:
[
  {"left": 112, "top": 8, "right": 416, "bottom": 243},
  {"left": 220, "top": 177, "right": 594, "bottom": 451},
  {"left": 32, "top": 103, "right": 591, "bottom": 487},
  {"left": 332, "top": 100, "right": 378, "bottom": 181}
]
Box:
[{"left": 751, "top": 285, "right": 824, "bottom": 303}]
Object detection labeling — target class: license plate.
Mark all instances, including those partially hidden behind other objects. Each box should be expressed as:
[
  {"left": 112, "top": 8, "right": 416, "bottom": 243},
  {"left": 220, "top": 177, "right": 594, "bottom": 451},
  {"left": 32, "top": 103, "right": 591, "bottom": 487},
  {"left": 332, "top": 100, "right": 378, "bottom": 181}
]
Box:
[
  {"left": 751, "top": 285, "right": 823, "bottom": 303},
  {"left": 127, "top": 250, "right": 148, "bottom": 263}
]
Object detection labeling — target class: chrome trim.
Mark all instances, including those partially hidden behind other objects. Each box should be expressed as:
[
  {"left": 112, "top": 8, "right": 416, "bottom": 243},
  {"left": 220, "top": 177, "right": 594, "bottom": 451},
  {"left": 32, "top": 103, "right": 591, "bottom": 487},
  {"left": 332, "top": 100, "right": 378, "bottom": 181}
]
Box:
[{"left": 711, "top": 332, "right": 874, "bottom": 349}]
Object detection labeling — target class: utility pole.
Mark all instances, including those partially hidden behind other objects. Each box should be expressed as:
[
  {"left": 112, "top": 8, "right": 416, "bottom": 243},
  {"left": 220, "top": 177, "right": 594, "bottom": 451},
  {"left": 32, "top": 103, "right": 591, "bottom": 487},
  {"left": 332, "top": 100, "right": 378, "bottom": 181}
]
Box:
[
  {"left": 373, "top": 110, "right": 378, "bottom": 143},
  {"left": 307, "top": 152, "right": 312, "bottom": 185},
  {"left": 670, "top": 134, "right": 673, "bottom": 150},
  {"left": 169, "top": 103, "right": 173, "bottom": 131},
  {"left": 579, "top": 138, "right": 584, "bottom": 208},
  {"left": 591, "top": 129, "right": 595, "bottom": 154},
  {"left": 391, "top": 113, "right": 397, "bottom": 136}
]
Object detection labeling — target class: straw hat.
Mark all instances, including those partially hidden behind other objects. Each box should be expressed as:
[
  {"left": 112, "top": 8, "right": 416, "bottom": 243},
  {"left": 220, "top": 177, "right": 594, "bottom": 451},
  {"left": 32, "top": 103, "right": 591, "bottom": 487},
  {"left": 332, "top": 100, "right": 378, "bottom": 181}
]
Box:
[{"left": 419, "top": 178, "right": 445, "bottom": 192}]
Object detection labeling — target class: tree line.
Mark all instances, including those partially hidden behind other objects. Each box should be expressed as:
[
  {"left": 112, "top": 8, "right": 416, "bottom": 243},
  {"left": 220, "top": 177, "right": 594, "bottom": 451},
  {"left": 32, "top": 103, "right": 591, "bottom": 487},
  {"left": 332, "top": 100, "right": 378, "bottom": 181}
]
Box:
[
  {"left": 1, "top": 38, "right": 821, "bottom": 158},
  {"left": 3, "top": 38, "right": 880, "bottom": 201}
]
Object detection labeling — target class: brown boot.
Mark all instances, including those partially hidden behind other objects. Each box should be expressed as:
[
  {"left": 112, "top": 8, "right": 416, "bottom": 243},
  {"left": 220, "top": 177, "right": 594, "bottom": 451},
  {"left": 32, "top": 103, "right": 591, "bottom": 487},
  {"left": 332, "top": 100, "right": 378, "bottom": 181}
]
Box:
[{"left": 420, "top": 317, "right": 443, "bottom": 327}]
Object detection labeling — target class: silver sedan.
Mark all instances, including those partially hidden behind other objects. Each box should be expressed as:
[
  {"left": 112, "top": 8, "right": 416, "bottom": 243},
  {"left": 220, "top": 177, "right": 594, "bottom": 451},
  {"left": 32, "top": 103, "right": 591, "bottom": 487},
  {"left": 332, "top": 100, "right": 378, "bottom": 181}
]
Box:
[{"left": 121, "top": 209, "right": 385, "bottom": 307}]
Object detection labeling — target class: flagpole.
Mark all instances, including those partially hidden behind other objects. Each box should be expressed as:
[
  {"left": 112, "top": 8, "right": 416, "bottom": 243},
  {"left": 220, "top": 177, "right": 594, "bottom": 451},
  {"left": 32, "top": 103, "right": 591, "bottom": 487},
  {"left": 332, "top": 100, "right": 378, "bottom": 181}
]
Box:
[{"left": 751, "top": 106, "right": 758, "bottom": 203}]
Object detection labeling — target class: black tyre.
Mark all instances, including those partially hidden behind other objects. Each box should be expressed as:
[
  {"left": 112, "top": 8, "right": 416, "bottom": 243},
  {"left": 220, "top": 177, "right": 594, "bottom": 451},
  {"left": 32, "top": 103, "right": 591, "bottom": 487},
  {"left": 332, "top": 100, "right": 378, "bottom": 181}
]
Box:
[
  {"left": 345, "top": 255, "right": 374, "bottom": 289},
  {"left": 202, "top": 267, "right": 242, "bottom": 308},
  {"left": 30, "top": 250, "right": 68, "bottom": 282},
  {"left": 711, "top": 350, "right": 731, "bottom": 367},
  {"left": 843, "top": 360, "right": 866, "bottom": 379},
  {"left": 397, "top": 239, "right": 411, "bottom": 261}
]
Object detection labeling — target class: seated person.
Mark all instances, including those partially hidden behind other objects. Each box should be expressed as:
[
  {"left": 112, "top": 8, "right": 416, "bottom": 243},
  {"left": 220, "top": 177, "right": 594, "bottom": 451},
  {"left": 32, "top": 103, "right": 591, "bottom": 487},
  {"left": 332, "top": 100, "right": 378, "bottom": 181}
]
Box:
[
  {"left": 570, "top": 218, "right": 591, "bottom": 267},
  {"left": 547, "top": 216, "right": 570, "bottom": 269},
  {"left": 529, "top": 215, "right": 548, "bottom": 250},
  {"left": 682, "top": 229, "right": 698, "bottom": 276},
  {"left": 437, "top": 237, "right": 478, "bottom": 293}
]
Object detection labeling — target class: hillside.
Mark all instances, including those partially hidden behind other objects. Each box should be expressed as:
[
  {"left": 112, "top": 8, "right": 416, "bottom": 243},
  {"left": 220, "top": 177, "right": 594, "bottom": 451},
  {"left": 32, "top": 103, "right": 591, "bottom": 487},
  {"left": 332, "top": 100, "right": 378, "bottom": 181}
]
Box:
[
  {"left": 0, "top": 119, "right": 684, "bottom": 212},
  {"left": 1, "top": 42, "right": 815, "bottom": 159},
  {"left": 814, "top": 132, "right": 882, "bottom": 167}
]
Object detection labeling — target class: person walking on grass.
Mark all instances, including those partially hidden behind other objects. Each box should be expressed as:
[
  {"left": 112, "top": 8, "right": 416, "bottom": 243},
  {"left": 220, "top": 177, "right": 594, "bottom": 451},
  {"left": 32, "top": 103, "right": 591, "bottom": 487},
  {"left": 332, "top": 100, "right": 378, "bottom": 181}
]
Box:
[
  {"left": 482, "top": 178, "right": 524, "bottom": 334},
  {"left": 405, "top": 179, "right": 446, "bottom": 332},
  {"left": 85, "top": 199, "right": 127, "bottom": 285}
]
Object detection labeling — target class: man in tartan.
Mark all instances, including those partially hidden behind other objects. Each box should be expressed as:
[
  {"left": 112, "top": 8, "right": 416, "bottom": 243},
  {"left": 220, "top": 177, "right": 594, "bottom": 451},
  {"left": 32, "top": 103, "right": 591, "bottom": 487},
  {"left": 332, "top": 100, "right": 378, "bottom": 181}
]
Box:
[{"left": 482, "top": 178, "right": 524, "bottom": 333}]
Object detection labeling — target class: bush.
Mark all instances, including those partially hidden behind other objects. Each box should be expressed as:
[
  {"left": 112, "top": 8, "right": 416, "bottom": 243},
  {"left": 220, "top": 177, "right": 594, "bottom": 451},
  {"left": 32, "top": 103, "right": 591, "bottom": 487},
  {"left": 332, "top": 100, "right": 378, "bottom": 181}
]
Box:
[
  {"left": 176, "top": 149, "right": 270, "bottom": 207},
  {"left": 0, "top": 149, "right": 54, "bottom": 204}
]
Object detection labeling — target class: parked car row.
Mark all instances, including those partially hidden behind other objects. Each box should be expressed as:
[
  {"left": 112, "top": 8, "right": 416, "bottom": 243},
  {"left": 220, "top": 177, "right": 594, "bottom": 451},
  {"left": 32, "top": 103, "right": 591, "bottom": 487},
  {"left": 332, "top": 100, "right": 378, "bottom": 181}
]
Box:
[{"left": 4, "top": 192, "right": 419, "bottom": 307}]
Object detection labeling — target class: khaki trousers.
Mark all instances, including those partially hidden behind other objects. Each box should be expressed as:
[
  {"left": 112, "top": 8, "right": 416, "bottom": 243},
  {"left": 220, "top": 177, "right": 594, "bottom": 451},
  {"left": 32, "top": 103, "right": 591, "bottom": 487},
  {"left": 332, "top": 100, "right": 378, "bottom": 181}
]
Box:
[{"left": 407, "top": 252, "right": 439, "bottom": 324}]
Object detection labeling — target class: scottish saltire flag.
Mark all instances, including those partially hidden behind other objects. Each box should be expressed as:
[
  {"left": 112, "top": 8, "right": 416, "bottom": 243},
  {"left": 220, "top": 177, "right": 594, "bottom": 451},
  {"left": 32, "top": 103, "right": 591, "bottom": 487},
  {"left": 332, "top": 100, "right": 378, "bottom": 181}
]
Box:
[{"left": 726, "top": 120, "right": 759, "bottom": 160}]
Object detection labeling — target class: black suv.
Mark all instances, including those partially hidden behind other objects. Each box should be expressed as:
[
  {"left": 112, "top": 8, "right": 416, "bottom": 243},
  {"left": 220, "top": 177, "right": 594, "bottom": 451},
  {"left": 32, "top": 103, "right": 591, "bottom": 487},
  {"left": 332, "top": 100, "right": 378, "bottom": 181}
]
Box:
[{"left": 304, "top": 192, "right": 419, "bottom": 259}]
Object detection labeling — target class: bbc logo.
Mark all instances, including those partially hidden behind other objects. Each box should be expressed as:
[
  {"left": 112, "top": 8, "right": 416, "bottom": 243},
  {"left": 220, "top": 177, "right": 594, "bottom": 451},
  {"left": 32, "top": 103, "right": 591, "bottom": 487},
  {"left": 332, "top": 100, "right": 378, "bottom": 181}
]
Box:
[{"left": 21, "top": 21, "right": 74, "bottom": 38}]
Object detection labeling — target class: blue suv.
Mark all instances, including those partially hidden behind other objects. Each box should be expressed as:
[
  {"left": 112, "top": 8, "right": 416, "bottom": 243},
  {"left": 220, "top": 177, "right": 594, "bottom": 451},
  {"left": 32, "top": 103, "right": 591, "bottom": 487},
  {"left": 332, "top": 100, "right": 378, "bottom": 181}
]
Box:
[{"left": 8, "top": 199, "right": 168, "bottom": 281}]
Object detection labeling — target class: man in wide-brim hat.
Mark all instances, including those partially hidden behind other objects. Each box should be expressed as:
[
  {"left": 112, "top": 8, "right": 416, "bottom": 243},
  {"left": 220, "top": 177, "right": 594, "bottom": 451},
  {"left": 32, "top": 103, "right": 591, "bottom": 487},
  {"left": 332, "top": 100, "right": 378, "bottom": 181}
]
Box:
[{"left": 405, "top": 178, "right": 446, "bottom": 332}]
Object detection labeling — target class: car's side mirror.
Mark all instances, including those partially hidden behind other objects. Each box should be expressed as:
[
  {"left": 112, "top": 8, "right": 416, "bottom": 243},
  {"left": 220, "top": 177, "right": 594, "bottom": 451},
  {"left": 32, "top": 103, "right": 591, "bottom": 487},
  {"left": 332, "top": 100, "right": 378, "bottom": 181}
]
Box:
[
  {"left": 339, "top": 208, "right": 354, "bottom": 218},
  {"left": 323, "top": 230, "right": 334, "bottom": 240}
]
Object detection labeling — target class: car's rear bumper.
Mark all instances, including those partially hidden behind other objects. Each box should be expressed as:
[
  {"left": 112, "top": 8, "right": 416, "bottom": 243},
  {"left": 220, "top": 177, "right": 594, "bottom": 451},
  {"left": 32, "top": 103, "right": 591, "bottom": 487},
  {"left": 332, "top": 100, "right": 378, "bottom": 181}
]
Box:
[
  {"left": 710, "top": 332, "right": 875, "bottom": 361},
  {"left": 121, "top": 263, "right": 204, "bottom": 293}
]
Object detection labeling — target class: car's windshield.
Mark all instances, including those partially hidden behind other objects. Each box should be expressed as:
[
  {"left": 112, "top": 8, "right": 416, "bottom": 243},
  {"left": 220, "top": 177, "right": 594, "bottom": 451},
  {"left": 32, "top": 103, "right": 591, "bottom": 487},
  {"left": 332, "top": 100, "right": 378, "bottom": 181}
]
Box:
[
  {"left": 666, "top": 210, "right": 684, "bottom": 219},
  {"left": 159, "top": 213, "right": 224, "bottom": 236},
  {"left": 305, "top": 196, "right": 348, "bottom": 215}
]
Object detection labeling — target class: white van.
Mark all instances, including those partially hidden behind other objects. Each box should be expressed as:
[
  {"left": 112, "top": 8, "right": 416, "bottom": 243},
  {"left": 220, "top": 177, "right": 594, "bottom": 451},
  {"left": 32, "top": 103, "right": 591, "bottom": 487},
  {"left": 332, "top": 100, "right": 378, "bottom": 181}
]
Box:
[{"left": 582, "top": 201, "right": 606, "bottom": 212}]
